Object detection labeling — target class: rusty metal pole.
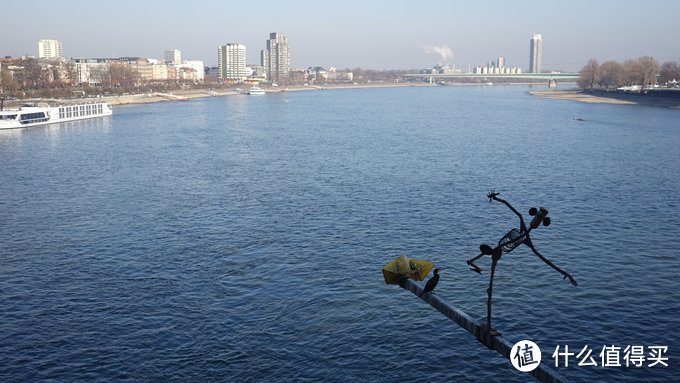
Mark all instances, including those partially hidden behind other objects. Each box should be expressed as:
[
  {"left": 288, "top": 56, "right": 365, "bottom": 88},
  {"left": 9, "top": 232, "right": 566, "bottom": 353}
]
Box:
[{"left": 398, "top": 278, "right": 568, "bottom": 383}]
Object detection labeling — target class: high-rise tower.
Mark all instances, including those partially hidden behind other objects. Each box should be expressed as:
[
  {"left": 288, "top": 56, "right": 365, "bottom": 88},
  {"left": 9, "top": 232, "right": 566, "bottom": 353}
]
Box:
[
  {"left": 38, "top": 39, "right": 63, "bottom": 59},
  {"left": 261, "top": 32, "right": 290, "bottom": 84},
  {"left": 218, "top": 44, "right": 247, "bottom": 82},
  {"left": 164, "top": 49, "right": 182, "bottom": 65},
  {"left": 529, "top": 34, "right": 542, "bottom": 74}
]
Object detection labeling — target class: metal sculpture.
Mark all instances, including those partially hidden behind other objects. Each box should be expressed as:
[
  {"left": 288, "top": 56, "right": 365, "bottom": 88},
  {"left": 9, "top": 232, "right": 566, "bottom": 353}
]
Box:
[{"left": 467, "top": 191, "right": 577, "bottom": 336}]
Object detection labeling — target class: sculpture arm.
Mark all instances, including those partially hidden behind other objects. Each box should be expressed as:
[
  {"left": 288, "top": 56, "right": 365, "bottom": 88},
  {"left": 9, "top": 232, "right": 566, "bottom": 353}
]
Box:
[
  {"left": 491, "top": 194, "right": 527, "bottom": 230},
  {"left": 467, "top": 252, "right": 484, "bottom": 274}
]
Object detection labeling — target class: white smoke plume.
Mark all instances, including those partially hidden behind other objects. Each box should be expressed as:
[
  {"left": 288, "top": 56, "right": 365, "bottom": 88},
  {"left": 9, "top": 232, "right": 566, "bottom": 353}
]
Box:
[{"left": 423, "top": 44, "right": 454, "bottom": 63}]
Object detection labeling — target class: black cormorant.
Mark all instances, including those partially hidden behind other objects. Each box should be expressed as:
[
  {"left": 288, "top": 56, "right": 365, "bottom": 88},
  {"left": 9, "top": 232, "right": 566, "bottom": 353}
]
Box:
[{"left": 419, "top": 269, "right": 441, "bottom": 297}]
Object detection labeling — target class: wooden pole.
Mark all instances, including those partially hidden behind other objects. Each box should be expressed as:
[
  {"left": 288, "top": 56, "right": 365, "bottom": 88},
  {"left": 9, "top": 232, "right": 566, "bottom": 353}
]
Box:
[{"left": 398, "top": 278, "right": 568, "bottom": 383}]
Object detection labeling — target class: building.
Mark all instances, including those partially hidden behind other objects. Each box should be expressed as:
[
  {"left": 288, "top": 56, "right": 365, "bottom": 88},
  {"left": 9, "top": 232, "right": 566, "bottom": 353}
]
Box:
[
  {"left": 529, "top": 34, "right": 542, "bottom": 73},
  {"left": 38, "top": 39, "right": 63, "bottom": 59},
  {"left": 73, "top": 58, "right": 110, "bottom": 85},
  {"left": 164, "top": 49, "right": 182, "bottom": 65},
  {"left": 261, "top": 32, "right": 290, "bottom": 84},
  {"left": 218, "top": 44, "right": 247, "bottom": 82},
  {"left": 180, "top": 60, "right": 205, "bottom": 81},
  {"left": 247, "top": 64, "right": 267, "bottom": 82},
  {"left": 151, "top": 63, "right": 169, "bottom": 81}
]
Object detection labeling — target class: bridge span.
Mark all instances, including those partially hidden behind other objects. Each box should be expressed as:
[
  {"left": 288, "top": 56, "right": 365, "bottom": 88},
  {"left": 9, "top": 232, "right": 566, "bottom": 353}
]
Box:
[{"left": 404, "top": 72, "right": 579, "bottom": 82}]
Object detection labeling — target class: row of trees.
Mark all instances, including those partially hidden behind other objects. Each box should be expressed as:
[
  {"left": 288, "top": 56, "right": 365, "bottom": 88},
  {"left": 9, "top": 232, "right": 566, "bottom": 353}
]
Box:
[
  {"left": 2, "top": 58, "right": 414, "bottom": 100},
  {"left": 578, "top": 56, "right": 680, "bottom": 90},
  {"left": 1, "top": 58, "right": 208, "bottom": 99}
]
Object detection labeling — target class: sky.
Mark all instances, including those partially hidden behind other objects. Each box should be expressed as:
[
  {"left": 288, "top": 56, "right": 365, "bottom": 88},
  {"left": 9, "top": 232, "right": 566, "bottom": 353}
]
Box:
[{"left": 3, "top": 0, "right": 679, "bottom": 72}]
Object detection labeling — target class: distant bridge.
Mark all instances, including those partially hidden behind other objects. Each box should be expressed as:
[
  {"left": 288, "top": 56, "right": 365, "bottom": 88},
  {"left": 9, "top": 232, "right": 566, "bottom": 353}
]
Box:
[{"left": 404, "top": 72, "right": 580, "bottom": 82}]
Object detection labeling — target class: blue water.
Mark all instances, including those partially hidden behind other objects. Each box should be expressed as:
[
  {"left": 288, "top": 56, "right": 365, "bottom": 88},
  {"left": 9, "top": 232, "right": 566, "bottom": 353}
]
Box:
[{"left": 1, "top": 86, "right": 679, "bottom": 382}]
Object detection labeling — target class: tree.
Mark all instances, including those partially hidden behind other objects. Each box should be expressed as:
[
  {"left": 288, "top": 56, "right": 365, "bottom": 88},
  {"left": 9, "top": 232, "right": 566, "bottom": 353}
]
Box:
[
  {"left": 21, "top": 58, "right": 50, "bottom": 89},
  {"left": 1, "top": 65, "right": 20, "bottom": 93},
  {"left": 578, "top": 58, "right": 599, "bottom": 89},
  {"left": 62, "top": 61, "right": 78, "bottom": 86},
  {"left": 622, "top": 59, "right": 639, "bottom": 86},
  {"left": 624, "top": 56, "right": 660, "bottom": 89},
  {"left": 638, "top": 56, "right": 660, "bottom": 89},
  {"left": 352, "top": 67, "right": 365, "bottom": 82},
  {"left": 598, "top": 60, "right": 625, "bottom": 89},
  {"left": 110, "top": 63, "right": 139, "bottom": 88},
  {"left": 659, "top": 61, "right": 680, "bottom": 85}
]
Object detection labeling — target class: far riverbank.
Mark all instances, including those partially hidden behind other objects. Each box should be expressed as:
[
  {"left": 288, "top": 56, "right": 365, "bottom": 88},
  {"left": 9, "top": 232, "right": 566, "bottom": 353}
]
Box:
[
  {"left": 3, "top": 82, "right": 433, "bottom": 109},
  {"left": 531, "top": 89, "right": 680, "bottom": 109}
]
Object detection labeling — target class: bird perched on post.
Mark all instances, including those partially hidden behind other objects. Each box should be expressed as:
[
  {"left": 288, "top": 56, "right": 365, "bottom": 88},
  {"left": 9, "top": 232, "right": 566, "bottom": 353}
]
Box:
[{"left": 419, "top": 268, "right": 441, "bottom": 297}]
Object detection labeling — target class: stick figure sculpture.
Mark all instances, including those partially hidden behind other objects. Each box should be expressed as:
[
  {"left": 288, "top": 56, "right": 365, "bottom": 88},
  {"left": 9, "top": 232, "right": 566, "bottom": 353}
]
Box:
[{"left": 467, "top": 191, "right": 577, "bottom": 336}]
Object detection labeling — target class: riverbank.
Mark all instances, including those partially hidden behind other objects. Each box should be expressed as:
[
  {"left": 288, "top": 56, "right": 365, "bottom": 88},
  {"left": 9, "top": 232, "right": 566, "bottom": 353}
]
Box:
[
  {"left": 530, "top": 89, "right": 680, "bottom": 109},
  {"left": 104, "top": 82, "right": 436, "bottom": 106},
  {"left": 2, "top": 82, "right": 431, "bottom": 109}
]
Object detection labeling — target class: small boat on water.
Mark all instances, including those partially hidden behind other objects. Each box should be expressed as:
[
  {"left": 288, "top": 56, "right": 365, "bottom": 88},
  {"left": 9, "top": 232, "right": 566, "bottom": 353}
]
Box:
[
  {"left": 0, "top": 101, "right": 112, "bottom": 130},
  {"left": 247, "top": 86, "right": 266, "bottom": 95}
]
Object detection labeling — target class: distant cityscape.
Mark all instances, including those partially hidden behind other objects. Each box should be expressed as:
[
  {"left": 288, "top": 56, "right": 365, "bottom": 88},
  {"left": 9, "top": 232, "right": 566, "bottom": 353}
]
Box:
[{"left": 1, "top": 32, "right": 548, "bottom": 94}]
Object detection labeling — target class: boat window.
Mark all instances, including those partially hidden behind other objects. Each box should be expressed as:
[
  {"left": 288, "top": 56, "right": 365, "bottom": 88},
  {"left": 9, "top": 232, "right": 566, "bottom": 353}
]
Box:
[{"left": 19, "top": 112, "right": 48, "bottom": 124}]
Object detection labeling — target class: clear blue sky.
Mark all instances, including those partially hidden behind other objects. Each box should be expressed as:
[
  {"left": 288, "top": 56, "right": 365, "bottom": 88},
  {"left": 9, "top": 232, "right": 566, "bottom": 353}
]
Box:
[{"left": 3, "top": 0, "right": 679, "bottom": 71}]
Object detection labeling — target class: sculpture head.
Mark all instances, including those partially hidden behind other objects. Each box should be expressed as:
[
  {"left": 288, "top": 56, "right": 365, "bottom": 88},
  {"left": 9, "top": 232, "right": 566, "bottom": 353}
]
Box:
[{"left": 529, "top": 207, "right": 550, "bottom": 229}]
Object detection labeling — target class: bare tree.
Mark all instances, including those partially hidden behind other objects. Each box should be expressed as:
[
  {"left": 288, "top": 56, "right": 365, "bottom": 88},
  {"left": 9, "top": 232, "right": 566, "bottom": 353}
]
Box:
[
  {"left": 638, "top": 56, "right": 660, "bottom": 89},
  {"left": 1, "top": 65, "right": 20, "bottom": 93},
  {"left": 110, "top": 63, "right": 139, "bottom": 88},
  {"left": 659, "top": 61, "right": 680, "bottom": 85},
  {"left": 578, "top": 58, "right": 599, "bottom": 89},
  {"left": 21, "top": 58, "right": 50, "bottom": 89},
  {"left": 622, "top": 59, "right": 640, "bottom": 86},
  {"left": 598, "top": 60, "right": 625, "bottom": 89},
  {"left": 624, "top": 57, "right": 660, "bottom": 89},
  {"left": 62, "top": 61, "right": 78, "bottom": 86},
  {"left": 88, "top": 64, "right": 111, "bottom": 86}
]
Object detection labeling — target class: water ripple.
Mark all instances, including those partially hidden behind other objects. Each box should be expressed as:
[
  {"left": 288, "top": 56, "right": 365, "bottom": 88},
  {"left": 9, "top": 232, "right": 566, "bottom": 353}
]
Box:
[{"left": 1, "top": 86, "right": 679, "bottom": 382}]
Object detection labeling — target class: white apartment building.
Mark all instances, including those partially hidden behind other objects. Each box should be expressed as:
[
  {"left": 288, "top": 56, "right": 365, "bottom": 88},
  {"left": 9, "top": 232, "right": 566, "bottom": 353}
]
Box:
[
  {"left": 38, "top": 39, "right": 63, "bottom": 59},
  {"left": 218, "top": 44, "right": 247, "bottom": 82}
]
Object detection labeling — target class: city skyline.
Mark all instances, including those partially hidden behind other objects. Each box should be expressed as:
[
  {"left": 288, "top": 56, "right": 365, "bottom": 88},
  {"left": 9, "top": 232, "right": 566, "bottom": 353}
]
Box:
[{"left": 3, "top": 0, "right": 680, "bottom": 72}]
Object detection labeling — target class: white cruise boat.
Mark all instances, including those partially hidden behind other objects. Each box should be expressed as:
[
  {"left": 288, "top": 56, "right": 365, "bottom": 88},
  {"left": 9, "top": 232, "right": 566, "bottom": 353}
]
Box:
[
  {"left": 247, "top": 86, "right": 266, "bottom": 95},
  {"left": 0, "top": 102, "right": 112, "bottom": 130}
]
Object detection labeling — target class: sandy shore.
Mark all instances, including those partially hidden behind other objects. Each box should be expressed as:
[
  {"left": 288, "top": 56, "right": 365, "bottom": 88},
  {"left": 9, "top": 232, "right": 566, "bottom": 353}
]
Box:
[
  {"left": 530, "top": 90, "right": 680, "bottom": 109},
  {"left": 530, "top": 90, "right": 636, "bottom": 105}
]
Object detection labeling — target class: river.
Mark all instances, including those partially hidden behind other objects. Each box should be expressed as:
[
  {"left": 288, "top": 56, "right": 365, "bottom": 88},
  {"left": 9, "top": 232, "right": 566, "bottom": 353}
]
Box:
[{"left": 1, "top": 85, "right": 678, "bottom": 382}]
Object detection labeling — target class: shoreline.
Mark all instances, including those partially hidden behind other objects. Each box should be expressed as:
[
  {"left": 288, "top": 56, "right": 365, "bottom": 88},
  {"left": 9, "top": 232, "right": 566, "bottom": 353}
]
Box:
[
  {"left": 3, "top": 83, "right": 432, "bottom": 109},
  {"left": 530, "top": 89, "right": 680, "bottom": 109},
  {"left": 104, "top": 82, "right": 435, "bottom": 106},
  {"left": 13, "top": 84, "right": 679, "bottom": 110}
]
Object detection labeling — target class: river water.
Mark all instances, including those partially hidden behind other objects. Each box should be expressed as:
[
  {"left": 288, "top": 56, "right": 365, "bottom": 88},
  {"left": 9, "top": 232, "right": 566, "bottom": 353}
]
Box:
[{"left": 1, "top": 85, "right": 679, "bottom": 382}]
